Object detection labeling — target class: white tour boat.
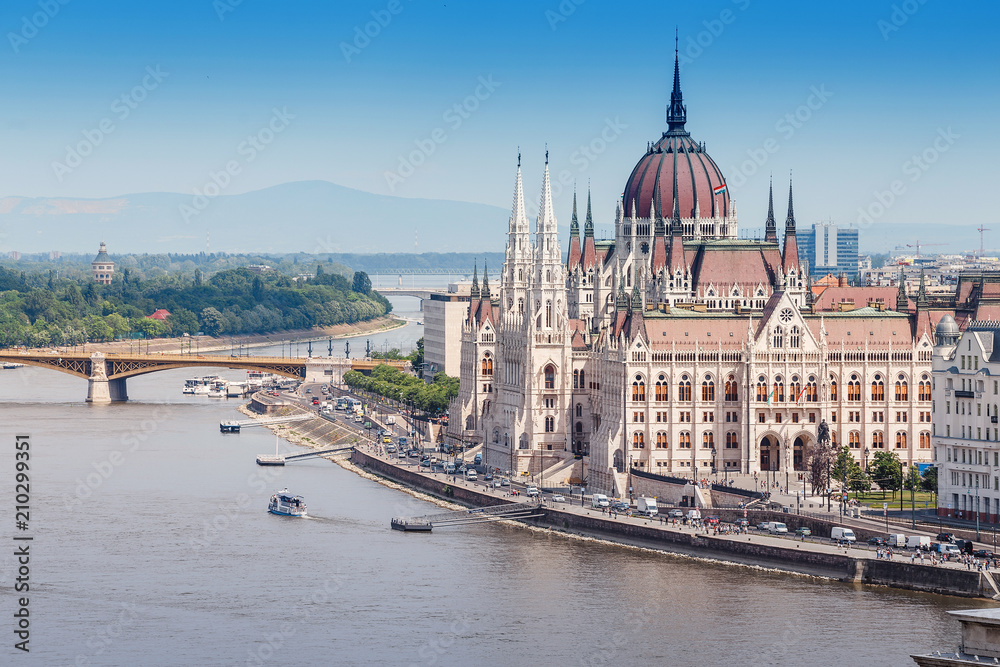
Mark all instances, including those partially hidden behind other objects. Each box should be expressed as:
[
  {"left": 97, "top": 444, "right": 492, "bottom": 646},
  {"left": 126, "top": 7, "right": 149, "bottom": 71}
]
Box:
[{"left": 268, "top": 489, "right": 306, "bottom": 517}]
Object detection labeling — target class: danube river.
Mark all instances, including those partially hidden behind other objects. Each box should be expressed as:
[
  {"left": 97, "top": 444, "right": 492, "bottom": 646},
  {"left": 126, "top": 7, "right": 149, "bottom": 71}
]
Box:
[{"left": 0, "top": 296, "right": 991, "bottom": 665}]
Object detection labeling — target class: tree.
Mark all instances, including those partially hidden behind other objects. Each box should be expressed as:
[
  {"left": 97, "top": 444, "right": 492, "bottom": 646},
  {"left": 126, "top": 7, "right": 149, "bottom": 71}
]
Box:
[
  {"left": 194, "top": 268, "right": 203, "bottom": 286},
  {"left": 869, "top": 451, "right": 903, "bottom": 498},
  {"left": 352, "top": 271, "right": 372, "bottom": 294},
  {"left": 831, "top": 446, "right": 867, "bottom": 492},
  {"left": 921, "top": 465, "right": 938, "bottom": 493},
  {"left": 904, "top": 464, "right": 921, "bottom": 492},
  {"left": 200, "top": 307, "right": 225, "bottom": 336},
  {"left": 168, "top": 308, "right": 199, "bottom": 336},
  {"left": 136, "top": 318, "right": 167, "bottom": 339}
]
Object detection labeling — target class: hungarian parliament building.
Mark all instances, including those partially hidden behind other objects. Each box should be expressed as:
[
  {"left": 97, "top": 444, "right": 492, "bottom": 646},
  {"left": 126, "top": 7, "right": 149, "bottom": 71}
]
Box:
[{"left": 445, "top": 54, "right": 985, "bottom": 497}]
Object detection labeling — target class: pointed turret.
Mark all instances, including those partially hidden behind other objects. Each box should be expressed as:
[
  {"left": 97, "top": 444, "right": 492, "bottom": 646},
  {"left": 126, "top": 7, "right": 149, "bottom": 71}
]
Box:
[
  {"left": 630, "top": 265, "right": 642, "bottom": 312},
  {"left": 534, "top": 150, "right": 561, "bottom": 269},
  {"left": 666, "top": 30, "right": 687, "bottom": 135},
  {"left": 567, "top": 188, "right": 582, "bottom": 271},
  {"left": 581, "top": 187, "right": 596, "bottom": 271},
  {"left": 584, "top": 187, "right": 594, "bottom": 239},
  {"left": 896, "top": 271, "right": 908, "bottom": 311},
  {"left": 616, "top": 269, "right": 628, "bottom": 311},
  {"left": 917, "top": 269, "right": 928, "bottom": 308},
  {"left": 764, "top": 178, "right": 778, "bottom": 243},
  {"left": 781, "top": 178, "right": 799, "bottom": 274},
  {"left": 482, "top": 262, "right": 491, "bottom": 299},
  {"left": 470, "top": 263, "right": 480, "bottom": 300}
]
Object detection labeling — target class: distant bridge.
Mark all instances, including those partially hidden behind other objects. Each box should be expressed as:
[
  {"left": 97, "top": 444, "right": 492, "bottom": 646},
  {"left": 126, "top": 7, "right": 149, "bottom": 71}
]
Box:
[
  {"left": 0, "top": 351, "right": 407, "bottom": 404},
  {"left": 375, "top": 287, "right": 435, "bottom": 303}
]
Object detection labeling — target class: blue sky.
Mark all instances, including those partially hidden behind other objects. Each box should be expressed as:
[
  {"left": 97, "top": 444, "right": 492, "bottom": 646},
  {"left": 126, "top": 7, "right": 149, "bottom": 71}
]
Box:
[{"left": 0, "top": 0, "right": 996, "bottom": 241}]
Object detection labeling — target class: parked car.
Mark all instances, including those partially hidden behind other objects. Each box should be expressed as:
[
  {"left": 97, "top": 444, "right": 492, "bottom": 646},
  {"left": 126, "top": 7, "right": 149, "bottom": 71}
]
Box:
[
  {"left": 551, "top": 494, "right": 566, "bottom": 503},
  {"left": 668, "top": 509, "right": 684, "bottom": 519},
  {"left": 954, "top": 539, "right": 975, "bottom": 554},
  {"left": 492, "top": 480, "right": 502, "bottom": 488},
  {"left": 704, "top": 516, "right": 720, "bottom": 526},
  {"left": 483, "top": 473, "right": 494, "bottom": 481},
  {"left": 936, "top": 533, "right": 955, "bottom": 543},
  {"left": 610, "top": 500, "right": 629, "bottom": 512},
  {"left": 734, "top": 518, "right": 750, "bottom": 528},
  {"left": 973, "top": 549, "right": 994, "bottom": 558},
  {"left": 795, "top": 527, "right": 812, "bottom": 537},
  {"left": 868, "top": 537, "right": 888, "bottom": 547},
  {"left": 419, "top": 460, "right": 431, "bottom": 468},
  {"left": 500, "top": 478, "right": 511, "bottom": 487},
  {"left": 525, "top": 486, "right": 539, "bottom": 498}
]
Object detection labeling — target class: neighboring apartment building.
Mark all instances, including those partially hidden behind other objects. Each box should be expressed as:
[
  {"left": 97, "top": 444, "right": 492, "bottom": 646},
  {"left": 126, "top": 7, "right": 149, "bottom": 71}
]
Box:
[
  {"left": 423, "top": 282, "right": 473, "bottom": 380},
  {"left": 932, "top": 316, "right": 1000, "bottom": 522}
]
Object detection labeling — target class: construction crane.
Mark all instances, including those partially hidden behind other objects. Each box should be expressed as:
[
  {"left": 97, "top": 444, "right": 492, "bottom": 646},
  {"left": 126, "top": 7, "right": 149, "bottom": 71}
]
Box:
[
  {"left": 906, "top": 241, "right": 947, "bottom": 258},
  {"left": 978, "top": 226, "right": 991, "bottom": 258}
]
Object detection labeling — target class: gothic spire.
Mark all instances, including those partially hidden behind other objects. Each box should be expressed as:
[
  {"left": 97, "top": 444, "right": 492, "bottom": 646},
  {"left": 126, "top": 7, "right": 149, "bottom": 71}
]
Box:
[
  {"left": 630, "top": 265, "right": 642, "bottom": 312},
  {"left": 764, "top": 177, "right": 778, "bottom": 243},
  {"left": 584, "top": 186, "right": 594, "bottom": 238},
  {"left": 785, "top": 176, "right": 796, "bottom": 233},
  {"left": 481, "top": 262, "right": 490, "bottom": 299},
  {"left": 470, "top": 262, "right": 480, "bottom": 300},
  {"left": 896, "top": 271, "right": 908, "bottom": 311},
  {"left": 616, "top": 268, "right": 628, "bottom": 311},
  {"left": 670, "top": 166, "right": 682, "bottom": 236},
  {"left": 917, "top": 269, "right": 928, "bottom": 308},
  {"left": 666, "top": 28, "right": 687, "bottom": 134},
  {"left": 569, "top": 187, "right": 579, "bottom": 239}
]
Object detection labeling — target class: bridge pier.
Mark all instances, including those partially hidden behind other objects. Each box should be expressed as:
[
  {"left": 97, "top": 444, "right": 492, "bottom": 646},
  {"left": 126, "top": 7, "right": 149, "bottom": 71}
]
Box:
[{"left": 86, "top": 352, "right": 128, "bottom": 404}]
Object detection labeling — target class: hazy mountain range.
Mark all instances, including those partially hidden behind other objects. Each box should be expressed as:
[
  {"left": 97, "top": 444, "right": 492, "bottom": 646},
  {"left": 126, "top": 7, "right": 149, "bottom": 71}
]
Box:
[
  {"left": 0, "top": 181, "right": 511, "bottom": 255},
  {"left": 0, "top": 179, "right": 991, "bottom": 257}
]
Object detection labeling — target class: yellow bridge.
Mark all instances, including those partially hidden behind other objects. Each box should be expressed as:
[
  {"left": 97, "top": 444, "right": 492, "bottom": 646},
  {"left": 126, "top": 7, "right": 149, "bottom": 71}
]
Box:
[{"left": 0, "top": 350, "right": 408, "bottom": 404}]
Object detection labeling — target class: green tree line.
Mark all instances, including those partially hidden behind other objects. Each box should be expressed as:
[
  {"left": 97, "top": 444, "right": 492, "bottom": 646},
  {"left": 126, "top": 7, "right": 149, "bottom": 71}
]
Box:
[
  {"left": 0, "top": 265, "right": 390, "bottom": 347},
  {"left": 343, "top": 363, "right": 457, "bottom": 416}
]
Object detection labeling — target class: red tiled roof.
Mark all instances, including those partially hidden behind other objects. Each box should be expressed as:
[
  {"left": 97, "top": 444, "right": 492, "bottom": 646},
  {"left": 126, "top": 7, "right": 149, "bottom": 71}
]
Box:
[
  {"left": 812, "top": 287, "right": 898, "bottom": 312},
  {"left": 567, "top": 237, "right": 581, "bottom": 272},
  {"left": 148, "top": 309, "right": 171, "bottom": 320},
  {"left": 691, "top": 245, "right": 772, "bottom": 292},
  {"left": 651, "top": 236, "right": 667, "bottom": 275},
  {"left": 582, "top": 237, "right": 597, "bottom": 271},
  {"left": 782, "top": 233, "right": 798, "bottom": 273},
  {"left": 644, "top": 315, "right": 750, "bottom": 350},
  {"left": 622, "top": 134, "right": 730, "bottom": 219}
]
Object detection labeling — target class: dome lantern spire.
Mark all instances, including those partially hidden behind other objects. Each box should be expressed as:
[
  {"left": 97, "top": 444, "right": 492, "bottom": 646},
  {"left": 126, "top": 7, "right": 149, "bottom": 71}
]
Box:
[{"left": 666, "top": 28, "right": 687, "bottom": 135}]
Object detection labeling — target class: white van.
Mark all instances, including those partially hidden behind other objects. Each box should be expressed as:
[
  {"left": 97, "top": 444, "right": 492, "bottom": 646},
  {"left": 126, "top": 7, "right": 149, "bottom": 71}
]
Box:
[
  {"left": 386, "top": 416, "right": 396, "bottom": 425},
  {"left": 592, "top": 494, "right": 610, "bottom": 508},
  {"left": 466, "top": 469, "right": 478, "bottom": 481},
  {"left": 636, "top": 497, "right": 658, "bottom": 517},
  {"left": 762, "top": 522, "right": 787, "bottom": 534},
  {"left": 831, "top": 527, "right": 856, "bottom": 543},
  {"left": 887, "top": 533, "right": 907, "bottom": 548},
  {"left": 686, "top": 509, "right": 702, "bottom": 521},
  {"left": 906, "top": 535, "right": 931, "bottom": 550}
]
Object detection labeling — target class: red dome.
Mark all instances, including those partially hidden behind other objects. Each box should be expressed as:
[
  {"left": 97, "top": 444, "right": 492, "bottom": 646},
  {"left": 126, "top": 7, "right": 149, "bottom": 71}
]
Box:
[{"left": 623, "top": 133, "right": 731, "bottom": 220}]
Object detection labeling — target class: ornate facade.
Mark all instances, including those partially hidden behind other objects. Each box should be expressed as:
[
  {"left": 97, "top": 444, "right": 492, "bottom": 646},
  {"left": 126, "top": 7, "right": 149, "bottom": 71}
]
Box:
[{"left": 448, "top": 52, "right": 939, "bottom": 496}]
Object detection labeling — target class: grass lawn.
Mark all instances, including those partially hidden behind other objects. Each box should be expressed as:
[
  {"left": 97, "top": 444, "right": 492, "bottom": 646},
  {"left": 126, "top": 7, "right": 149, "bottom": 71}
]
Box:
[{"left": 848, "top": 490, "right": 938, "bottom": 509}]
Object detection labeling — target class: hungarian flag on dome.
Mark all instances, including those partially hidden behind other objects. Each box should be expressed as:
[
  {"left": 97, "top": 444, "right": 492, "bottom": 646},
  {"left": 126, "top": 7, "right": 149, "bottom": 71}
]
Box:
[{"left": 713, "top": 184, "right": 727, "bottom": 196}]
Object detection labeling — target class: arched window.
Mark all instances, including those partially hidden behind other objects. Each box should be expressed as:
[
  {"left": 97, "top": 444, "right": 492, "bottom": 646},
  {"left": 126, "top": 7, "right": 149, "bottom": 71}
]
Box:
[
  {"left": 895, "top": 377, "right": 908, "bottom": 401},
  {"left": 656, "top": 432, "right": 668, "bottom": 448},
  {"left": 703, "top": 432, "right": 714, "bottom": 449},
  {"left": 573, "top": 369, "right": 579, "bottom": 388},
  {"left": 544, "top": 365, "right": 555, "bottom": 390},
  {"left": 575, "top": 421, "right": 583, "bottom": 433},
  {"left": 849, "top": 432, "right": 860, "bottom": 449},
  {"left": 678, "top": 375, "right": 692, "bottom": 402},
  {"left": 517, "top": 298, "right": 524, "bottom": 314},
  {"left": 789, "top": 326, "right": 800, "bottom": 348},
  {"left": 726, "top": 432, "right": 738, "bottom": 449},
  {"left": 633, "top": 432, "right": 645, "bottom": 449},
  {"left": 871, "top": 375, "right": 884, "bottom": 401},
  {"left": 519, "top": 434, "right": 529, "bottom": 450},
  {"left": 575, "top": 403, "right": 583, "bottom": 418},
  {"left": 701, "top": 376, "right": 715, "bottom": 402},
  {"left": 806, "top": 378, "right": 818, "bottom": 403},
  {"left": 679, "top": 431, "right": 691, "bottom": 448},
  {"left": 481, "top": 353, "right": 493, "bottom": 376},
  {"left": 773, "top": 377, "right": 785, "bottom": 402},
  {"left": 545, "top": 300, "right": 553, "bottom": 327},
  {"left": 544, "top": 416, "right": 555, "bottom": 433},
  {"left": 918, "top": 380, "right": 931, "bottom": 401},
  {"left": 580, "top": 370, "right": 586, "bottom": 389},
  {"left": 830, "top": 379, "right": 838, "bottom": 401},
  {"left": 756, "top": 376, "right": 767, "bottom": 402},
  {"left": 773, "top": 326, "right": 784, "bottom": 348},
  {"left": 655, "top": 377, "right": 669, "bottom": 401},
  {"left": 725, "top": 375, "right": 738, "bottom": 402},
  {"left": 632, "top": 375, "right": 646, "bottom": 402},
  {"left": 789, "top": 377, "right": 801, "bottom": 403},
  {"left": 848, "top": 375, "right": 861, "bottom": 401},
  {"left": 919, "top": 431, "right": 931, "bottom": 449},
  {"left": 872, "top": 431, "right": 884, "bottom": 449},
  {"left": 895, "top": 431, "right": 907, "bottom": 449}
]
